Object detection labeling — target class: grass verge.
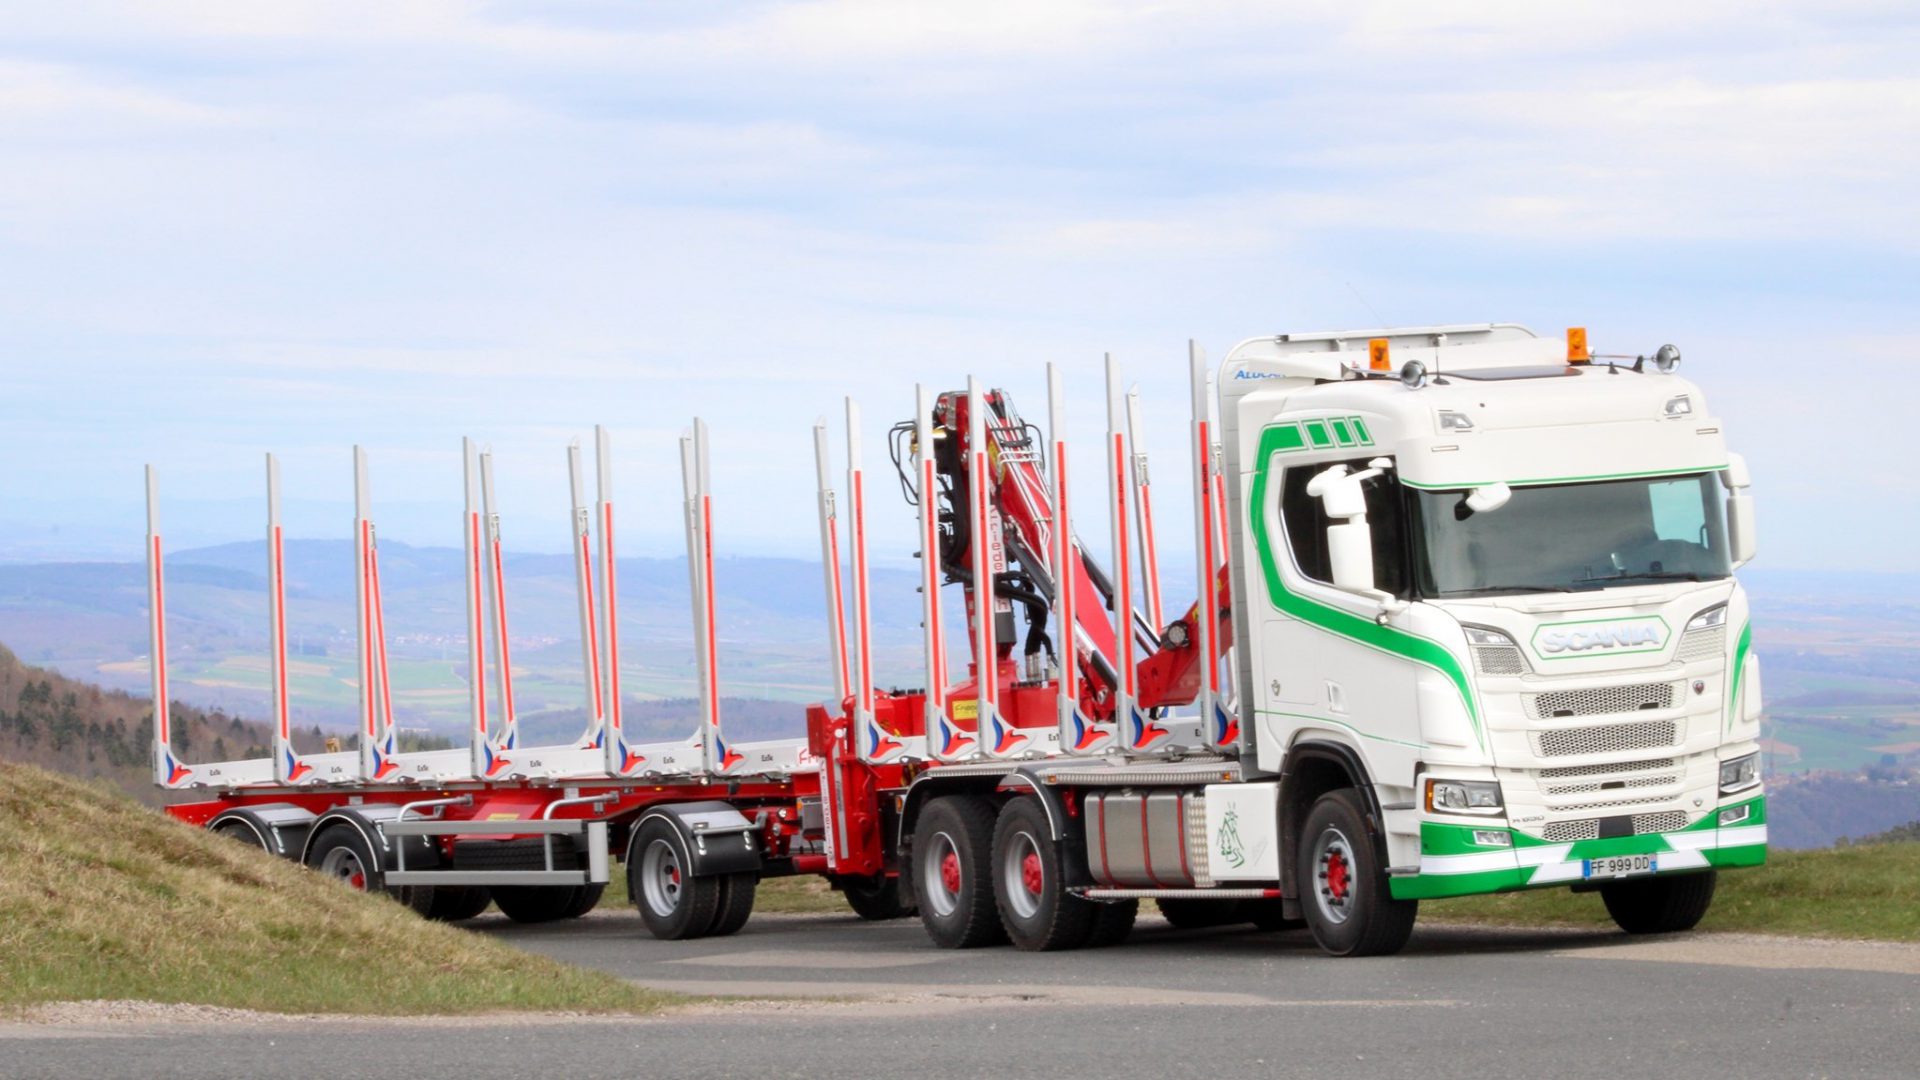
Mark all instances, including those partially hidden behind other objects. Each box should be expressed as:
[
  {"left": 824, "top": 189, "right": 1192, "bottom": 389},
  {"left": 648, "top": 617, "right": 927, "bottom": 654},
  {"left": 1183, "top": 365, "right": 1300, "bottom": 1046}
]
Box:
[
  {"left": 1424, "top": 842, "right": 1920, "bottom": 942},
  {"left": 0, "top": 762, "right": 679, "bottom": 1015}
]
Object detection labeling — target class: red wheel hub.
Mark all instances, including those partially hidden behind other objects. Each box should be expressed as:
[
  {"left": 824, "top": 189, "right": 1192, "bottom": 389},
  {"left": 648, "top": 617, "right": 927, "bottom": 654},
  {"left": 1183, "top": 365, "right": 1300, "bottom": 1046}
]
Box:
[
  {"left": 1325, "top": 848, "right": 1350, "bottom": 902},
  {"left": 940, "top": 851, "right": 962, "bottom": 893},
  {"left": 667, "top": 865, "right": 681, "bottom": 886},
  {"left": 1020, "top": 851, "right": 1044, "bottom": 896},
  {"left": 348, "top": 871, "right": 366, "bottom": 891}
]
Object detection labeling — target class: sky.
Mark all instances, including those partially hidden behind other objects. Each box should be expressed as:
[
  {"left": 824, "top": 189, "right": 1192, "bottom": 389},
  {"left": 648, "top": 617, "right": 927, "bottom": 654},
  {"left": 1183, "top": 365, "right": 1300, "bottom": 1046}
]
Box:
[{"left": 1, "top": 1, "right": 1916, "bottom": 572}]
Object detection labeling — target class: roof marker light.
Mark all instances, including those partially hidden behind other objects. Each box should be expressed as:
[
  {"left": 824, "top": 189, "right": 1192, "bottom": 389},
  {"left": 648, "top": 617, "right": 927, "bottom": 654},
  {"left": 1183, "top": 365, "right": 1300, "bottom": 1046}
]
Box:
[
  {"left": 1369, "top": 338, "right": 1391, "bottom": 372},
  {"left": 1567, "top": 327, "right": 1590, "bottom": 364}
]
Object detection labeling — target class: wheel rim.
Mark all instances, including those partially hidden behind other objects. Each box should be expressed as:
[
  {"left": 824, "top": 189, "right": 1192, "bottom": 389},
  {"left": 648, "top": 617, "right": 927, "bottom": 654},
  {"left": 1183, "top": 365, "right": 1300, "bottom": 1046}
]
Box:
[
  {"left": 319, "top": 845, "right": 369, "bottom": 892},
  {"left": 921, "top": 831, "right": 962, "bottom": 918},
  {"left": 640, "top": 838, "right": 684, "bottom": 917},
  {"left": 1000, "top": 830, "right": 1044, "bottom": 921},
  {"left": 1312, "top": 826, "right": 1356, "bottom": 926}
]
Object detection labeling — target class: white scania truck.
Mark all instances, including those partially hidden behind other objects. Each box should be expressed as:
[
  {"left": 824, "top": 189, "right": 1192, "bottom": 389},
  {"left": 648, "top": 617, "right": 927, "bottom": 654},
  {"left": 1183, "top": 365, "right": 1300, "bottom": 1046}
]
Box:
[{"left": 156, "top": 321, "right": 1764, "bottom": 957}]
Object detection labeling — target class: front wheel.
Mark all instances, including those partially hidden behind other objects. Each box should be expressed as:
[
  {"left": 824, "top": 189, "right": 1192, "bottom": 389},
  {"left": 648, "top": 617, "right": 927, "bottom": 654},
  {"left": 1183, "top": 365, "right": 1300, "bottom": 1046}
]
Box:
[
  {"left": 1601, "top": 871, "right": 1716, "bottom": 934},
  {"left": 1296, "top": 789, "right": 1417, "bottom": 957}
]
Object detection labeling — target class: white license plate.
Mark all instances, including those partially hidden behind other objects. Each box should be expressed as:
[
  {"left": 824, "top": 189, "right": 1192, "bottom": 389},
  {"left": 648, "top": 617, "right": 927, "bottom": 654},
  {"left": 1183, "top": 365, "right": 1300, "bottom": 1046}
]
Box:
[{"left": 1583, "top": 854, "right": 1656, "bottom": 879}]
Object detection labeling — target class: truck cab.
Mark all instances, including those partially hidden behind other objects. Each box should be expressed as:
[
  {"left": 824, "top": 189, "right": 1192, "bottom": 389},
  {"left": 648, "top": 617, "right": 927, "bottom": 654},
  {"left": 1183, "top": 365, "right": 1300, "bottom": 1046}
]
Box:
[{"left": 1222, "top": 323, "right": 1765, "bottom": 912}]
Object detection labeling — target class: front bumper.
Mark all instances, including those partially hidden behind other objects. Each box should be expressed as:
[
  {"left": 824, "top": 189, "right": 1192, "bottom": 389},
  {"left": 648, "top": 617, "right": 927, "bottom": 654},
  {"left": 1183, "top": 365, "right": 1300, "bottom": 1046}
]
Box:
[{"left": 1388, "top": 793, "right": 1767, "bottom": 901}]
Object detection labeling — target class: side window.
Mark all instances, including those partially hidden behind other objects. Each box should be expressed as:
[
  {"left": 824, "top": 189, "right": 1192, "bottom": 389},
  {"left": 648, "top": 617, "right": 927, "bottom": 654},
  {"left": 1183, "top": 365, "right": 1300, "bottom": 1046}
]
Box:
[{"left": 1279, "top": 458, "right": 1408, "bottom": 597}]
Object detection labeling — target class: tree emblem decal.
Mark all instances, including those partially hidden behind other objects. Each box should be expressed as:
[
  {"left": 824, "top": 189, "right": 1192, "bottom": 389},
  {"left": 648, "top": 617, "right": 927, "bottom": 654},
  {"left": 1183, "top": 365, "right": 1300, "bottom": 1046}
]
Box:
[{"left": 1217, "top": 806, "right": 1246, "bottom": 869}]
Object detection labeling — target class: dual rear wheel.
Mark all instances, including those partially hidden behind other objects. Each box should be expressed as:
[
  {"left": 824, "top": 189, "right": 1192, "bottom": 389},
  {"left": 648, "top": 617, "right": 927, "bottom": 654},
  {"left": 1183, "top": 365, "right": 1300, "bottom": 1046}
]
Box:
[
  {"left": 913, "top": 795, "right": 1134, "bottom": 952},
  {"left": 626, "top": 817, "right": 757, "bottom": 940}
]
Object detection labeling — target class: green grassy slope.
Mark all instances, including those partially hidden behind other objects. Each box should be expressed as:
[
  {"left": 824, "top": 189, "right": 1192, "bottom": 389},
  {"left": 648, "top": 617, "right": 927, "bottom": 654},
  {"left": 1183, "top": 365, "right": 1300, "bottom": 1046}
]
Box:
[{"left": 0, "top": 762, "right": 678, "bottom": 1015}]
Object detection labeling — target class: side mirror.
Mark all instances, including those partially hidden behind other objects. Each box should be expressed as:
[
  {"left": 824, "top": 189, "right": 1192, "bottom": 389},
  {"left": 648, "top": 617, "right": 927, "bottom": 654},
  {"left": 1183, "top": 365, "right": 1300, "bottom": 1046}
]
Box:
[
  {"left": 1307, "top": 462, "right": 1405, "bottom": 616},
  {"left": 1465, "top": 482, "right": 1511, "bottom": 514},
  {"left": 1722, "top": 452, "right": 1755, "bottom": 567}
]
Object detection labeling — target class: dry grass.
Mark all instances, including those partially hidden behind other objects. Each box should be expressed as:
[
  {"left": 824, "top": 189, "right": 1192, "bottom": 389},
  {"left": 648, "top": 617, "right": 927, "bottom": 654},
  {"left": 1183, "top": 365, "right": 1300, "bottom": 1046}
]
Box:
[{"left": 0, "top": 762, "right": 679, "bottom": 1015}]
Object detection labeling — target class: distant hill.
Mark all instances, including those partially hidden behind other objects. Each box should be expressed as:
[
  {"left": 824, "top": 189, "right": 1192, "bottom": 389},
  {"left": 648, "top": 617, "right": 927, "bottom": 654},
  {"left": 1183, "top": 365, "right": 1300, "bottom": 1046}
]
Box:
[{"left": 0, "top": 642, "right": 273, "bottom": 806}]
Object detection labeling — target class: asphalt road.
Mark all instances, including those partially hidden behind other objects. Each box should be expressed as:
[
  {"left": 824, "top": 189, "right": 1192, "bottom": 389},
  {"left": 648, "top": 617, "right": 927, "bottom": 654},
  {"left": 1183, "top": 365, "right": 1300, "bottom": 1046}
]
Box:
[{"left": 5, "top": 909, "right": 1918, "bottom": 1079}]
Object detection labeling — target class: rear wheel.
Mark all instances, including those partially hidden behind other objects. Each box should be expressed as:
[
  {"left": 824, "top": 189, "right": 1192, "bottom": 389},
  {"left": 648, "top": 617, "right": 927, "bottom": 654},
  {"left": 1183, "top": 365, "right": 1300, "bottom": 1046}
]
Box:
[
  {"left": 1296, "top": 789, "right": 1417, "bottom": 957},
  {"left": 629, "top": 818, "right": 722, "bottom": 940},
  {"left": 913, "top": 796, "right": 1007, "bottom": 949},
  {"left": 840, "top": 875, "right": 917, "bottom": 920},
  {"left": 991, "top": 798, "right": 1095, "bottom": 951},
  {"left": 1601, "top": 871, "right": 1716, "bottom": 935}
]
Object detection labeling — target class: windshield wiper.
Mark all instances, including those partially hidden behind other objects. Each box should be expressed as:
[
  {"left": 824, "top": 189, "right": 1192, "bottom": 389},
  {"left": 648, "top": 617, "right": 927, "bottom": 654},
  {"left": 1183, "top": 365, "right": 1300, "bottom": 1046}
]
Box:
[
  {"left": 1438, "top": 584, "right": 1576, "bottom": 596},
  {"left": 1575, "top": 570, "right": 1705, "bottom": 585}
]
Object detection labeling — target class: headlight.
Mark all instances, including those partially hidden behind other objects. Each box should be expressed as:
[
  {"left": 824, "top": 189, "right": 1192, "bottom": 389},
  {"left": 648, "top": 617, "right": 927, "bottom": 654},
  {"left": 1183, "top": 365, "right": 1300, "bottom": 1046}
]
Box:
[
  {"left": 1463, "top": 626, "right": 1517, "bottom": 647},
  {"left": 1687, "top": 604, "right": 1728, "bottom": 631},
  {"left": 1425, "top": 778, "right": 1504, "bottom": 816},
  {"left": 1718, "top": 752, "right": 1760, "bottom": 794}
]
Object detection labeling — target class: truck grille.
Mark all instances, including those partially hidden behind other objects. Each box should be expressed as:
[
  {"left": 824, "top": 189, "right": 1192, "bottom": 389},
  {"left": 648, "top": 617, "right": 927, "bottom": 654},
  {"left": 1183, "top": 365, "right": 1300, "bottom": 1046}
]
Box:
[
  {"left": 1538, "top": 756, "right": 1675, "bottom": 780},
  {"left": 1530, "top": 682, "right": 1675, "bottom": 720},
  {"left": 1676, "top": 626, "right": 1726, "bottom": 663},
  {"left": 1541, "top": 810, "right": 1689, "bottom": 842},
  {"left": 1532, "top": 719, "right": 1679, "bottom": 758},
  {"left": 1543, "top": 772, "right": 1679, "bottom": 797},
  {"left": 1472, "top": 644, "right": 1527, "bottom": 676}
]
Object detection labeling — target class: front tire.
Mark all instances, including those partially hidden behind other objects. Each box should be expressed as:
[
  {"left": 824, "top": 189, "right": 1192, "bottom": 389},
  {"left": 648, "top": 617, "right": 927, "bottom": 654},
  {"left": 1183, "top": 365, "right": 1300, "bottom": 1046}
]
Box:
[
  {"left": 1296, "top": 789, "right": 1417, "bottom": 957},
  {"left": 1602, "top": 871, "right": 1716, "bottom": 934},
  {"left": 991, "top": 798, "right": 1095, "bottom": 951},
  {"left": 913, "top": 796, "right": 1007, "bottom": 949}
]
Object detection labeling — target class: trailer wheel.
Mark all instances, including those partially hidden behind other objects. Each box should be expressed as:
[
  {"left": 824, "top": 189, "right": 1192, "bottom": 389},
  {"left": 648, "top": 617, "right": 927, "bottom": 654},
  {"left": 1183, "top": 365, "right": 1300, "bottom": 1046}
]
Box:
[
  {"left": 493, "top": 884, "right": 602, "bottom": 924},
  {"left": 1085, "top": 899, "right": 1138, "bottom": 947},
  {"left": 840, "top": 875, "right": 916, "bottom": 921},
  {"left": 1156, "top": 897, "right": 1239, "bottom": 930},
  {"left": 990, "top": 798, "right": 1096, "bottom": 951},
  {"left": 1601, "top": 871, "right": 1716, "bottom": 935},
  {"left": 912, "top": 795, "right": 1007, "bottom": 949},
  {"left": 305, "top": 823, "right": 434, "bottom": 915},
  {"left": 426, "top": 886, "right": 493, "bottom": 922},
  {"left": 708, "top": 874, "right": 758, "bottom": 937},
  {"left": 1296, "top": 788, "right": 1417, "bottom": 957},
  {"left": 629, "top": 818, "right": 722, "bottom": 940},
  {"left": 213, "top": 822, "right": 267, "bottom": 849}
]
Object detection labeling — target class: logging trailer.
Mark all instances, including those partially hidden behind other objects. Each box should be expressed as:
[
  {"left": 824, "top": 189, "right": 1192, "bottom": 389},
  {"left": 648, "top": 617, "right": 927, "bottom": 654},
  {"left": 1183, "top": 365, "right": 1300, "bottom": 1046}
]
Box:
[{"left": 147, "top": 323, "right": 1767, "bottom": 955}]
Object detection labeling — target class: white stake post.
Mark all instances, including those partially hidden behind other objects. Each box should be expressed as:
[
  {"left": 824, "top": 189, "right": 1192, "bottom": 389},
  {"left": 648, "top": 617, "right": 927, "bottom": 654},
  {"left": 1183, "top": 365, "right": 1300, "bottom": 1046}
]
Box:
[
  {"left": 146, "top": 466, "right": 187, "bottom": 788},
  {"left": 812, "top": 419, "right": 851, "bottom": 708},
  {"left": 1190, "top": 342, "right": 1234, "bottom": 750},
  {"left": 845, "top": 398, "right": 897, "bottom": 763},
  {"left": 462, "top": 438, "right": 499, "bottom": 777},
  {"left": 478, "top": 449, "right": 517, "bottom": 759},
  {"left": 969, "top": 378, "right": 1017, "bottom": 759},
  {"left": 1049, "top": 365, "right": 1097, "bottom": 754},
  {"left": 567, "top": 441, "right": 606, "bottom": 751},
  {"left": 1107, "top": 358, "right": 1159, "bottom": 753},
  {"left": 1126, "top": 386, "right": 1165, "bottom": 635},
  {"left": 682, "top": 420, "right": 737, "bottom": 775},
  {"left": 919, "top": 386, "right": 967, "bottom": 761},
  {"left": 267, "top": 454, "right": 306, "bottom": 784}
]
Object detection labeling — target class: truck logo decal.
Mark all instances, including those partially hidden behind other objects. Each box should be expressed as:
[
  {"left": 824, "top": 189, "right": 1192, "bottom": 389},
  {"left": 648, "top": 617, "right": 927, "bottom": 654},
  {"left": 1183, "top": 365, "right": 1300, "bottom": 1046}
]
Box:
[
  {"left": 1530, "top": 617, "right": 1669, "bottom": 659},
  {"left": 1217, "top": 807, "right": 1246, "bottom": 869}
]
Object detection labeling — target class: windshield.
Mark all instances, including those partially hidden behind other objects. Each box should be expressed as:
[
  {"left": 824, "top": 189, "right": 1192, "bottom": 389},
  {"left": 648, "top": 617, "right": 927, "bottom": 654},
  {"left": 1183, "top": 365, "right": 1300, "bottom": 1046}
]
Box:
[{"left": 1409, "top": 473, "right": 1731, "bottom": 597}]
